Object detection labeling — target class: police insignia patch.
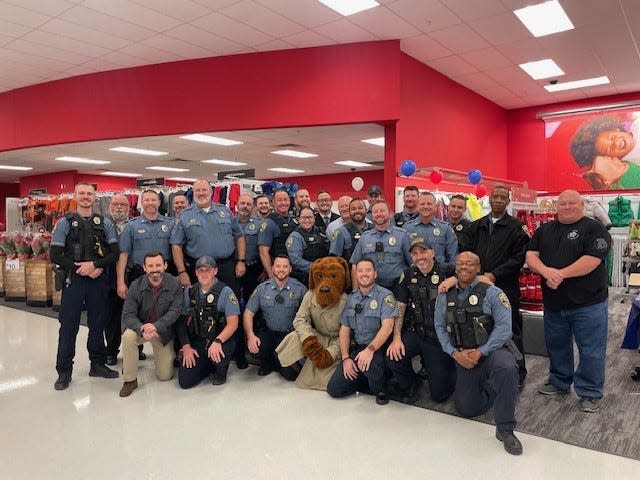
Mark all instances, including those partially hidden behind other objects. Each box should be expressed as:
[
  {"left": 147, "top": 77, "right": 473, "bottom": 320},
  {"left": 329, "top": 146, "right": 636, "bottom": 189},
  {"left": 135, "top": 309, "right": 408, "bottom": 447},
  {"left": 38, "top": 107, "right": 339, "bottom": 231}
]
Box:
[
  {"left": 595, "top": 238, "right": 608, "bottom": 251},
  {"left": 259, "top": 222, "right": 267, "bottom": 232},
  {"left": 229, "top": 293, "right": 239, "bottom": 305},
  {"left": 289, "top": 291, "right": 297, "bottom": 300},
  {"left": 332, "top": 230, "right": 340, "bottom": 241},
  {"left": 249, "top": 290, "right": 257, "bottom": 298},
  {"left": 370, "top": 299, "right": 378, "bottom": 310},
  {"left": 219, "top": 211, "right": 225, "bottom": 218},
  {"left": 384, "top": 294, "right": 395, "bottom": 308},
  {"left": 93, "top": 216, "right": 101, "bottom": 225},
  {"left": 431, "top": 274, "right": 439, "bottom": 284},
  {"left": 207, "top": 294, "right": 215, "bottom": 303},
  {"left": 286, "top": 237, "right": 294, "bottom": 248},
  {"left": 399, "top": 273, "right": 405, "bottom": 283},
  {"left": 498, "top": 292, "right": 511, "bottom": 308}
]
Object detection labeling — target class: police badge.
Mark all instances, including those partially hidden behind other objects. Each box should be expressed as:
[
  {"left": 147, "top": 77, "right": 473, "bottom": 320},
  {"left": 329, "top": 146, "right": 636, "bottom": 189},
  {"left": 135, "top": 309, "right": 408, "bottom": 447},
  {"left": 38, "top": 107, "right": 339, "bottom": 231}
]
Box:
[
  {"left": 207, "top": 294, "right": 215, "bottom": 303},
  {"left": 468, "top": 294, "right": 478, "bottom": 306},
  {"left": 370, "top": 299, "right": 378, "bottom": 310}
]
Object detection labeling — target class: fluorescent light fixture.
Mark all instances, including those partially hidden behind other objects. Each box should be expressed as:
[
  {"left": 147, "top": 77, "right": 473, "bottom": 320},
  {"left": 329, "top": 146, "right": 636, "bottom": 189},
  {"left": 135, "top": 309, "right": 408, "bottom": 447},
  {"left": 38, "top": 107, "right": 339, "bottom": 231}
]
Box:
[
  {"left": 56, "top": 156, "right": 110, "bottom": 165},
  {"left": 0, "top": 165, "right": 33, "bottom": 171},
  {"left": 101, "top": 171, "right": 142, "bottom": 178},
  {"left": 268, "top": 167, "right": 305, "bottom": 174},
  {"left": 180, "top": 134, "right": 243, "bottom": 146},
  {"left": 514, "top": 0, "right": 574, "bottom": 37},
  {"left": 519, "top": 59, "right": 564, "bottom": 80},
  {"left": 109, "top": 146, "right": 167, "bottom": 156},
  {"left": 544, "top": 76, "right": 610, "bottom": 92},
  {"left": 168, "top": 177, "right": 198, "bottom": 183},
  {"left": 318, "top": 0, "right": 379, "bottom": 16},
  {"left": 270, "top": 150, "right": 318, "bottom": 158},
  {"left": 361, "top": 137, "right": 385, "bottom": 147},
  {"left": 201, "top": 159, "right": 248, "bottom": 166},
  {"left": 334, "top": 160, "right": 373, "bottom": 167},
  {"left": 145, "top": 166, "right": 190, "bottom": 172}
]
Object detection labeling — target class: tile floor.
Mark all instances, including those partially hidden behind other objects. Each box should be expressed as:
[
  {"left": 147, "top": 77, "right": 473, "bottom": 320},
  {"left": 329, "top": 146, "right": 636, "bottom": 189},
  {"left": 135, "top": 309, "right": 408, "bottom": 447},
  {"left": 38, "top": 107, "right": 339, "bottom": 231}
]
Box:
[{"left": 0, "top": 306, "right": 637, "bottom": 480}]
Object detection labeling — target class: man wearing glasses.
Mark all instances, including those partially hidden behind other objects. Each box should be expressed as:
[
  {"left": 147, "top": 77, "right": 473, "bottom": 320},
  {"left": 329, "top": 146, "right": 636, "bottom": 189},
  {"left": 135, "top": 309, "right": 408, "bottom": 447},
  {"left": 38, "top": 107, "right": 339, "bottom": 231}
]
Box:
[
  {"left": 243, "top": 255, "right": 307, "bottom": 378},
  {"left": 314, "top": 191, "right": 339, "bottom": 233}
]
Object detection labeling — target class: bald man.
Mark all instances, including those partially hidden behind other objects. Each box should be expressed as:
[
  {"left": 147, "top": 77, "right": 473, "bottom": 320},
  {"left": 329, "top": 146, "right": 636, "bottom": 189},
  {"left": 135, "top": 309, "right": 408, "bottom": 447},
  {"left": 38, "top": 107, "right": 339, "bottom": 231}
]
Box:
[
  {"left": 325, "top": 195, "right": 353, "bottom": 239},
  {"left": 526, "top": 190, "right": 611, "bottom": 413}
]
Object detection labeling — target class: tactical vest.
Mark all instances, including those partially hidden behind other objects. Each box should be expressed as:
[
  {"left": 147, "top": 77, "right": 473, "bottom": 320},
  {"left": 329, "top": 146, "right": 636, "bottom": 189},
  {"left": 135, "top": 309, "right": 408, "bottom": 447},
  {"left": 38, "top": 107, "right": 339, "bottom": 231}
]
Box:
[
  {"left": 296, "top": 226, "right": 329, "bottom": 262},
  {"left": 63, "top": 212, "right": 109, "bottom": 263},
  {"left": 394, "top": 212, "right": 418, "bottom": 228},
  {"left": 268, "top": 212, "right": 298, "bottom": 256},
  {"left": 405, "top": 266, "right": 442, "bottom": 338},
  {"left": 445, "top": 283, "right": 494, "bottom": 349},
  {"left": 188, "top": 281, "right": 227, "bottom": 345}
]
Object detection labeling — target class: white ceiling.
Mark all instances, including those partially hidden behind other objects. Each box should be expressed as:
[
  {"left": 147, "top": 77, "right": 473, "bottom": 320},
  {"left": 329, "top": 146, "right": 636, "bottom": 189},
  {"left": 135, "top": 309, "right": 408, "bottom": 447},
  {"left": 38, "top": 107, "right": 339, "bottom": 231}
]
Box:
[{"left": 1, "top": 0, "right": 639, "bottom": 183}]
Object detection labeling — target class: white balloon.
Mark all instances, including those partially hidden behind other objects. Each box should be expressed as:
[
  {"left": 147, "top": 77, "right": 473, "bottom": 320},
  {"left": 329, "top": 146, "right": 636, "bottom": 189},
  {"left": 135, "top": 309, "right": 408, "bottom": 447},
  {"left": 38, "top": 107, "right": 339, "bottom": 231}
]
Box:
[{"left": 351, "top": 176, "right": 364, "bottom": 191}]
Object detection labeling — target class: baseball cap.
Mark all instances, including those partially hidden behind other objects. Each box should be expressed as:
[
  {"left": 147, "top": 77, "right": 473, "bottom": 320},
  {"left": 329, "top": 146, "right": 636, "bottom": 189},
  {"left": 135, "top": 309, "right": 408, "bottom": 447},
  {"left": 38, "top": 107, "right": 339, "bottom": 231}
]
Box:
[
  {"left": 367, "top": 185, "right": 382, "bottom": 196},
  {"left": 409, "top": 236, "right": 433, "bottom": 251},
  {"left": 195, "top": 256, "right": 217, "bottom": 269}
]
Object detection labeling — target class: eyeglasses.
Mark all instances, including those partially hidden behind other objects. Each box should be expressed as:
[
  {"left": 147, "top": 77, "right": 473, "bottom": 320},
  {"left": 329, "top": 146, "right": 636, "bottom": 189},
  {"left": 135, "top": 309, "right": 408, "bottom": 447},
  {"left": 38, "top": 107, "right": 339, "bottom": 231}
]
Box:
[
  {"left": 354, "top": 303, "right": 363, "bottom": 314},
  {"left": 275, "top": 294, "right": 284, "bottom": 304}
]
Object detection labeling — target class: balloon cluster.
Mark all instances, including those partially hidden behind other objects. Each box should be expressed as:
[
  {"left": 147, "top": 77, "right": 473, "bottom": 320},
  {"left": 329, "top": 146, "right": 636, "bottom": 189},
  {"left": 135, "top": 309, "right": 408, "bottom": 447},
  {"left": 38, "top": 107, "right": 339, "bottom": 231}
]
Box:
[
  {"left": 467, "top": 169, "right": 487, "bottom": 198},
  {"left": 261, "top": 181, "right": 299, "bottom": 197}
]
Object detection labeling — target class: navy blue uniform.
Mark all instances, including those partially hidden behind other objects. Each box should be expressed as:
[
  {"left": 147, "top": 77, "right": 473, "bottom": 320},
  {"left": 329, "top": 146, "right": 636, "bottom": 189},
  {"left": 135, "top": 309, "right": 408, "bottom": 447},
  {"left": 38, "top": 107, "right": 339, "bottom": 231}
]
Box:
[{"left": 404, "top": 217, "right": 458, "bottom": 272}]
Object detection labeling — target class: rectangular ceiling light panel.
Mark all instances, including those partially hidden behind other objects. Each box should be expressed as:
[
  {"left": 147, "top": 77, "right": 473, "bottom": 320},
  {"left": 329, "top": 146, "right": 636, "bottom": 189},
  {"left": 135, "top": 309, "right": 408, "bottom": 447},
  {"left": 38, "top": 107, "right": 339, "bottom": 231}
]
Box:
[{"left": 514, "top": 0, "right": 574, "bottom": 37}]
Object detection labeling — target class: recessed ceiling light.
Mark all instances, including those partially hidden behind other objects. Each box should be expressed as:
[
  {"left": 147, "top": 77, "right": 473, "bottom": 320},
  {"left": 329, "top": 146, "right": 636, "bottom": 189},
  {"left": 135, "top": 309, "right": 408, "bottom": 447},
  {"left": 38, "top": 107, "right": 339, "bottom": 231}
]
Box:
[
  {"left": 544, "top": 76, "right": 610, "bottom": 92},
  {"left": 0, "top": 165, "right": 33, "bottom": 171},
  {"left": 334, "top": 160, "right": 373, "bottom": 167},
  {"left": 514, "top": 0, "right": 574, "bottom": 37},
  {"left": 201, "top": 159, "right": 248, "bottom": 166},
  {"left": 109, "top": 147, "right": 167, "bottom": 156},
  {"left": 56, "top": 156, "right": 111, "bottom": 165},
  {"left": 101, "top": 171, "right": 142, "bottom": 178},
  {"left": 146, "top": 166, "right": 190, "bottom": 172},
  {"left": 268, "top": 168, "right": 305, "bottom": 174},
  {"left": 361, "top": 137, "right": 385, "bottom": 147},
  {"left": 270, "top": 150, "right": 318, "bottom": 158},
  {"left": 167, "top": 177, "right": 198, "bottom": 183},
  {"left": 318, "top": 0, "right": 379, "bottom": 16},
  {"left": 180, "top": 134, "right": 243, "bottom": 146},
  {"left": 519, "top": 59, "right": 564, "bottom": 80}
]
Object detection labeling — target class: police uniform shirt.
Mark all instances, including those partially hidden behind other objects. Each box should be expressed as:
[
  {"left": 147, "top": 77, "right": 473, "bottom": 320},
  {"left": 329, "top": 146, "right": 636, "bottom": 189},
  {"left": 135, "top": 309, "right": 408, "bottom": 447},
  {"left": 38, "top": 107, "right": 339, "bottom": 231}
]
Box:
[
  {"left": 119, "top": 214, "right": 174, "bottom": 265},
  {"left": 348, "top": 227, "right": 412, "bottom": 287},
  {"left": 329, "top": 223, "right": 368, "bottom": 258},
  {"left": 51, "top": 215, "right": 119, "bottom": 256},
  {"left": 170, "top": 204, "right": 241, "bottom": 260},
  {"left": 394, "top": 211, "right": 419, "bottom": 228},
  {"left": 286, "top": 228, "right": 326, "bottom": 273},
  {"left": 528, "top": 216, "right": 611, "bottom": 310},
  {"left": 340, "top": 284, "right": 398, "bottom": 346},
  {"left": 238, "top": 217, "right": 261, "bottom": 265},
  {"left": 434, "top": 279, "right": 512, "bottom": 357},
  {"left": 245, "top": 278, "right": 307, "bottom": 332},
  {"left": 182, "top": 280, "right": 241, "bottom": 319},
  {"left": 404, "top": 217, "right": 458, "bottom": 269},
  {"left": 257, "top": 213, "right": 297, "bottom": 248}
]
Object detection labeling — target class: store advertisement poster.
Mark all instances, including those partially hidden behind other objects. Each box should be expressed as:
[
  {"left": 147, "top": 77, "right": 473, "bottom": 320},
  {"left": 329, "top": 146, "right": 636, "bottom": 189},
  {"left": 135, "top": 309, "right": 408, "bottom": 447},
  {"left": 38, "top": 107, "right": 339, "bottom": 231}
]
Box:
[{"left": 544, "top": 107, "right": 640, "bottom": 192}]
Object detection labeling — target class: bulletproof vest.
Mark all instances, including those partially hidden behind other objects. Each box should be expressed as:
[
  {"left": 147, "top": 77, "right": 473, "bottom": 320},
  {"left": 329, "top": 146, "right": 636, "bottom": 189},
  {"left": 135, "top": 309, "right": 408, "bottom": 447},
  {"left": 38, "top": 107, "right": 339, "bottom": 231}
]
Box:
[
  {"left": 394, "top": 212, "right": 418, "bottom": 228},
  {"left": 268, "top": 212, "right": 298, "bottom": 256},
  {"left": 405, "top": 266, "right": 442, "bottom": 337},
  {"left": 445, "top": 282, "right": 494, "bottom": 349},
  {"left": 188, "top": 281, "right": 227, "bottom": 344},
  {"left": 63, "top": 212, "right": 109, "bottom": 263},
  {"left": 342, "top": 222, "right": 371, "bottom": 261},
  {"left": 295, "top": 226, "right": 329, "bottom": 262}
]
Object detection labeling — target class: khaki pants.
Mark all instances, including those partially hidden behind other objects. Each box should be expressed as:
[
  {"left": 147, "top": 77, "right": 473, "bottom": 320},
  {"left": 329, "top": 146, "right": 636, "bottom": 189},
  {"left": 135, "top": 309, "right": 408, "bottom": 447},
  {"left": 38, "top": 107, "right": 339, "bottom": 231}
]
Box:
[{"left": 122, "top": 329, "right": 175, "bottom": 382}]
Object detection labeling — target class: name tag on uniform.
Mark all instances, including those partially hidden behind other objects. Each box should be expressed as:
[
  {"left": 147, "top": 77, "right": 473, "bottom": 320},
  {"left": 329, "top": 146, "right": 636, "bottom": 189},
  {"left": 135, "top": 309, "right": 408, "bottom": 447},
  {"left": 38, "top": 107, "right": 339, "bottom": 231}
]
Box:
[{"left": 138, "top": 229, "right": 145, "bottom": 234}]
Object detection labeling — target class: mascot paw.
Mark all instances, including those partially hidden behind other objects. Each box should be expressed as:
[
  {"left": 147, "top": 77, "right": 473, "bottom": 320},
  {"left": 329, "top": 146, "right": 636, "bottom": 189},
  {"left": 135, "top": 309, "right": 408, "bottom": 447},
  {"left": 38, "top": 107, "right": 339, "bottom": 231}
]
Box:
[
  {"left": 302, "top": 336, "right": 323, "bottom": 358},
  {"left": 312, "top": 349, "right": 334, "bottom": 369}
]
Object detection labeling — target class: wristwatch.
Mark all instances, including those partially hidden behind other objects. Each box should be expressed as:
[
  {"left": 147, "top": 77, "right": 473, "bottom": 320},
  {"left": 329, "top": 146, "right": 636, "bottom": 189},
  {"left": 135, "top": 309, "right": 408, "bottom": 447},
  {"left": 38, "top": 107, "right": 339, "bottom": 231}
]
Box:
[{"left": 213, "top": 338, "right": 223, "bottom": 345}]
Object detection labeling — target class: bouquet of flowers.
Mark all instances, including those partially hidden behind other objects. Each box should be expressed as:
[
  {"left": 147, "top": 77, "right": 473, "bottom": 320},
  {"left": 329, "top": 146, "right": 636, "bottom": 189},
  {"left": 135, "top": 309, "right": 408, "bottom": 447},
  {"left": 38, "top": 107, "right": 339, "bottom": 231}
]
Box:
[
  {"left": 31, "top": 232, "right": 52, "bottom": 260},
  {"left": 0, "top": 232, "right": 16, "bottom": 258},
  {"left": 13, "top": 232, "right": 33, "bottom": 259}
]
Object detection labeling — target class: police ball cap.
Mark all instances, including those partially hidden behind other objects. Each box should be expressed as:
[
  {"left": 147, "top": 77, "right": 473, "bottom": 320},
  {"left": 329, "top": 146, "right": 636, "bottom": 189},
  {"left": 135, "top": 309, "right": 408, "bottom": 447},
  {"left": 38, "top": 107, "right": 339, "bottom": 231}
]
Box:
[
  {"left": 410, "top": 236, "right": 433, "bottom": 251},
  {"left": 368, "top": 185, "right": 382, "bottom": 196},
  {"left": 195, "top": 256, "right": 217, "bottom": 269}
]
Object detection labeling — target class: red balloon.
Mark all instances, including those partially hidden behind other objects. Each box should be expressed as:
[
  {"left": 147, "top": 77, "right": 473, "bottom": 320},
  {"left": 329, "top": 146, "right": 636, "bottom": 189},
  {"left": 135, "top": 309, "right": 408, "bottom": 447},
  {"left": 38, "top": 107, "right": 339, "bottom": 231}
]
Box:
[
  {"left": 474, "top": 183, "right": 488, "bottom": 198},
  {"left": 428, "top": 170, "right": 443, "bottom": 185}
]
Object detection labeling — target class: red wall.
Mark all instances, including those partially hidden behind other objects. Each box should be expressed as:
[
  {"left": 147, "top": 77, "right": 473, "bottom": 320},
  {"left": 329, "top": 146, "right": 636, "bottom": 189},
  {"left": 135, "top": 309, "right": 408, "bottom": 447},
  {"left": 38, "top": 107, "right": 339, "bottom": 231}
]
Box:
[
  {"left": 0, "top": 182, "right": 19, "bottom": 227},
  {"left": 270, "top": 170, "right": 384, "bottom": 200}
]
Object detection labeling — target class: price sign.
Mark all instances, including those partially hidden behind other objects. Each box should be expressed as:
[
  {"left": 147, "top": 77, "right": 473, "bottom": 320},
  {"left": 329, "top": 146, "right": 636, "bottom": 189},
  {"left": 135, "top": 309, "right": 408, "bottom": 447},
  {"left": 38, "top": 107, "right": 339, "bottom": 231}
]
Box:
[{"left": 5, "top": 258, "right": 20, "bottom": 271}]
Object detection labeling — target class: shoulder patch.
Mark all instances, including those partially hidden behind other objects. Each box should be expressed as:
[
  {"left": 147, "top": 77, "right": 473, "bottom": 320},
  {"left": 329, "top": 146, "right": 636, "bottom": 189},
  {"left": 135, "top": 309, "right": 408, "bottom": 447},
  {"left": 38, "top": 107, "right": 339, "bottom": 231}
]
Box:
[
  {"left": 498, "top": 292, "right": 511, "bottom": 309},
  {"left": 332, "top": 229, "right": 340, "bottom": 241},
  {"left": 259, "top": 222, "right": 267, "bottom": 232},
  {"left": 595, "top": 238, "right": 608, "bottom": 251},
  {"left": 249, "top": 289, "right": 257, "bottom": 298},
  {"left": 384, "top": 294, "right": 396, "bottom": 309},
  {"left": 286, "top": 236, "right": 294, "bottom": 248},
  {"left": 398, "top": 272, "right": 405, "bottom": 283},
  {"left": 522, "top": 225, "right": 531, "bottom": 238},
  {"left": 229, "top": 292, "right": 239, "bottom": 305}
]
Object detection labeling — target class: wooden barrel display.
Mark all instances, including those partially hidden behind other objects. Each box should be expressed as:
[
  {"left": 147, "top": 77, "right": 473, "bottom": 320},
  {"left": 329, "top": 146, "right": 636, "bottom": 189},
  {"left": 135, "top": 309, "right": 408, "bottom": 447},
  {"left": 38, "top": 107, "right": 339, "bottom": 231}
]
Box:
[
  {"left": 4, "top": 258, "right": 27, "bottom": 302},
  {"left": 0, "top": 258, "right": 5, "bottom": 297},
  {"left": 26, "top": 260, "right": 53, "bottom": 307}
]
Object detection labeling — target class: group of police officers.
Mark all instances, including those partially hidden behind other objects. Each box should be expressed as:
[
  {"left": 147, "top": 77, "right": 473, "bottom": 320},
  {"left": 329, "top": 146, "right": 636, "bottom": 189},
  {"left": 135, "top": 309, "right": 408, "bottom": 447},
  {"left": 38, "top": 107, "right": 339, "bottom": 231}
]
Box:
[{"left": 51, "top": 180, "right": 527, "bottom": 456}]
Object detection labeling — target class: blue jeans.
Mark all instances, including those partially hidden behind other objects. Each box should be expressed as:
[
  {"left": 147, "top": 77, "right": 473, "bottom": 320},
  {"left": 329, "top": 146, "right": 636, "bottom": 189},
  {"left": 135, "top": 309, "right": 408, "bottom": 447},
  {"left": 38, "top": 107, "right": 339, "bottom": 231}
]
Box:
[{"left": 544, "top": 300, "right": 608, "bottom": 398}]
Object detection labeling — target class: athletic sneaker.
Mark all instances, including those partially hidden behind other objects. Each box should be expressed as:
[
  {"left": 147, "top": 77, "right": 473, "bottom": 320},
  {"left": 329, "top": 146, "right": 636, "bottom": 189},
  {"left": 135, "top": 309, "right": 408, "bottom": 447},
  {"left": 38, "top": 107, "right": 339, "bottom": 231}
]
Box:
[
  {"left": 538, "top": 382, "right": 569, "bottom": 395},
  {"left": 579, "top": 397, "right": 600, "bottom": 413}
]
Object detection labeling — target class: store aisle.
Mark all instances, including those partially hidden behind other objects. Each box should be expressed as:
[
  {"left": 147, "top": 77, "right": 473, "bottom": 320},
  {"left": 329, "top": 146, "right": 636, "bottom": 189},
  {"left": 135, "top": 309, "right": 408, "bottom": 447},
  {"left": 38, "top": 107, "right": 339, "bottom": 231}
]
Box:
[{"left": 0, "top": 306, "right": 635, "bottom": 480}]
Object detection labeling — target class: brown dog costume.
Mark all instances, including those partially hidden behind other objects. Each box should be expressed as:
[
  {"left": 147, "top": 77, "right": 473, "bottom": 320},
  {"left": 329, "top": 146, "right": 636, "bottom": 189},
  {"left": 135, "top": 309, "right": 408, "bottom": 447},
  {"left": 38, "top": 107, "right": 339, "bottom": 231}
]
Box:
[{"left": 275, "top": 256, "right": 350, "bottom": 390}]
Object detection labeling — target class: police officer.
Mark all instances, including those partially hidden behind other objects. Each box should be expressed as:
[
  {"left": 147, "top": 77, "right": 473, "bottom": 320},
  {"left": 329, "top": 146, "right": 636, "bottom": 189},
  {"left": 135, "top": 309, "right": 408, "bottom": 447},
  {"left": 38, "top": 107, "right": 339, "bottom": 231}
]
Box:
[
  {"left": 236, "top": 194, "right": 263, "bottom": 302},
  {"left": 325, "top": 195, "right": 353, "bottom": 240},
  {"left": 393, "top": 185, "right": 420, "bottom": 228},
  {"left": 386, "top": 236, "right": 456, "bottom": 404},
  {"left": 447, "top": 194, "right": 471, "bottom": 245},
  {"left": 404, "top": 191, "right": 458, "bottom": 272},
  {"left": 329, "top": 198, "right": 371, "bottom": 263},
  {"left": 50, "top": 181, "right": 120, "bottom": 390},
  {"left": 294, "top": 188, "right": 311, "bottom": 215},
  {"left": 171, "top": 193, "right": 189, "bottom": 218},
  {"left": 171, "top": 178, "right": 246, "bottom": 297},
  {"left": 258, "top": 189, "right": 299, "bottom": 277},
  {"left": 243, "top": 255, "right": 307, "bottom": 379},
  {"left": 349, "top": 200, "right": 411, "bottom": 290},
  {"left": 176, "top": 256, "right": 240, "bottom": 388},
  {"left": 459, "top": 185, "right": 530, "bottom": 386},
  {"left": 286, "top": 206, "right": 329, "bottom": 286},
  {"left": 327, "top": 259, "right": 397, "bottom": 405},
  {"left": 254, "top": 194, "right": 271, "bottom": 221},
  {"left": 434, "top": 252, "right": 522, "bottom": 455}
]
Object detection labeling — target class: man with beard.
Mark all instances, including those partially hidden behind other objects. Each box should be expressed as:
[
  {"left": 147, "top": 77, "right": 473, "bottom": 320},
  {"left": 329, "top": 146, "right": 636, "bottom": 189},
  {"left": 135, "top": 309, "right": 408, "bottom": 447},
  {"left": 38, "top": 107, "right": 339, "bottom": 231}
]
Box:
[
  {"left": 294, "top": 188, "right": 311, "bottom": 215},
  {"left": 171, "top": 193, "right": 189, "bottom": 218},
  {"left": 258, "top": 189, "right": 299, "bottom": 278},
  {"left": 394, "top": 185, "right": 420, "bottom": 228},
  {"left": 254, "top": 195, "right": 271, "bottom": 221},
  {"left": 119, "top": 252, "right": 183, "bottom": 397},
  {"left": 330, "top": 198, "right": 372, "bottom": 263},
  {"left": 349, "top": 201, "right": 411, "bottom": 290}
]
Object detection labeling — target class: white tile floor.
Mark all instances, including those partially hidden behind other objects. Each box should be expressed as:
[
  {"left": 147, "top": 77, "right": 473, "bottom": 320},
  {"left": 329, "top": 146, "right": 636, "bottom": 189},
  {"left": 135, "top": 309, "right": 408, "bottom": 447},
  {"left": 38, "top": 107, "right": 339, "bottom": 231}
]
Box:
[{"left": 0, "top": 305, "right": 637, "bottom": 480}]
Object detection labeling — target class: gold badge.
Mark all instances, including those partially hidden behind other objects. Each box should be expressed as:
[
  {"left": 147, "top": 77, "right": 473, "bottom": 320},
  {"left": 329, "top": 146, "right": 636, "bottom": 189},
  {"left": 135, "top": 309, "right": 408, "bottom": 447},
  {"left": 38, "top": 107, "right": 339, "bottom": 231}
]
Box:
[
  {"left": 161, "top": 224, "right": 168, "bottom": 232},
  {"left": 370, "top": 299, "right": 378, "bottom": 309},
  {"left": 389, "top": 236, "right": 396, "bottom": 246},
  {"left": 384, "top": 294, "right": 396, "bottom": 309},
  {"left": 259, "top": 222, "right": 267, "bottom": 232},
  {"left": 431, "top": 274, "right": 440, "bottom": 284},
  {"left": 433, "top": 227, "right": 440, "bottom": 236},
  {"left": 309, "top": 236, "right": 315, "bottom": 242},
  {"left": 229, "top": 293, "right": 238, "bottom": 305},
  {"left": 248, "top": 223, "right": 256, "bottom": 231},
  {"left": 455, "top": 224, "right": 463, "bottom": 231},
  {"left": 499, "top": 292, "right": 511, "bottom": 309},
  {"left": 207, "top": 294, "right": 215, "bottom": 303},
  {"left": 447, "top": 301, "right": 456, "bottom": 307},
  {"left": 410, "top": 277, "right": 417, "bottom": 283},
  {"left": 219, "top": 211, "right": 225, "bottom": 218},
  {"left": 93, "top": 216, "right": 101, "bottom": 225},
  {"left": 286, "top": 236, "right": 294, "bottom": 248},
  {"left": 468, "top": 294, "right": 478, "bottom": 306},
  {"left": 289, "top": 291, "right": 297, "bottom": 300}
]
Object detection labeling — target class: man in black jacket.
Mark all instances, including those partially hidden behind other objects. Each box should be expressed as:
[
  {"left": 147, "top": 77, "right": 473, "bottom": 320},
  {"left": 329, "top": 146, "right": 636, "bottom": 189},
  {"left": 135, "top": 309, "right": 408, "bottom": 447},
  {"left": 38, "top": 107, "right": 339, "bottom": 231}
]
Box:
[{"left": 459, "top": 185, "right": 530, "bottom": 385}]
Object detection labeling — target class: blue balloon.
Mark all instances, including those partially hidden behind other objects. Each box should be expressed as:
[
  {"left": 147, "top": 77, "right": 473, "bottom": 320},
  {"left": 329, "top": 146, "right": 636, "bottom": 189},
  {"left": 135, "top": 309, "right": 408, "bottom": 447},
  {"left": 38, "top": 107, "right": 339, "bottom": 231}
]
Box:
[
  {"left": 467, "top": 169, "right": 482, "bottom": 185},
  {"left": 400, "top": 159, "right": 416, "bottom": 177}
]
